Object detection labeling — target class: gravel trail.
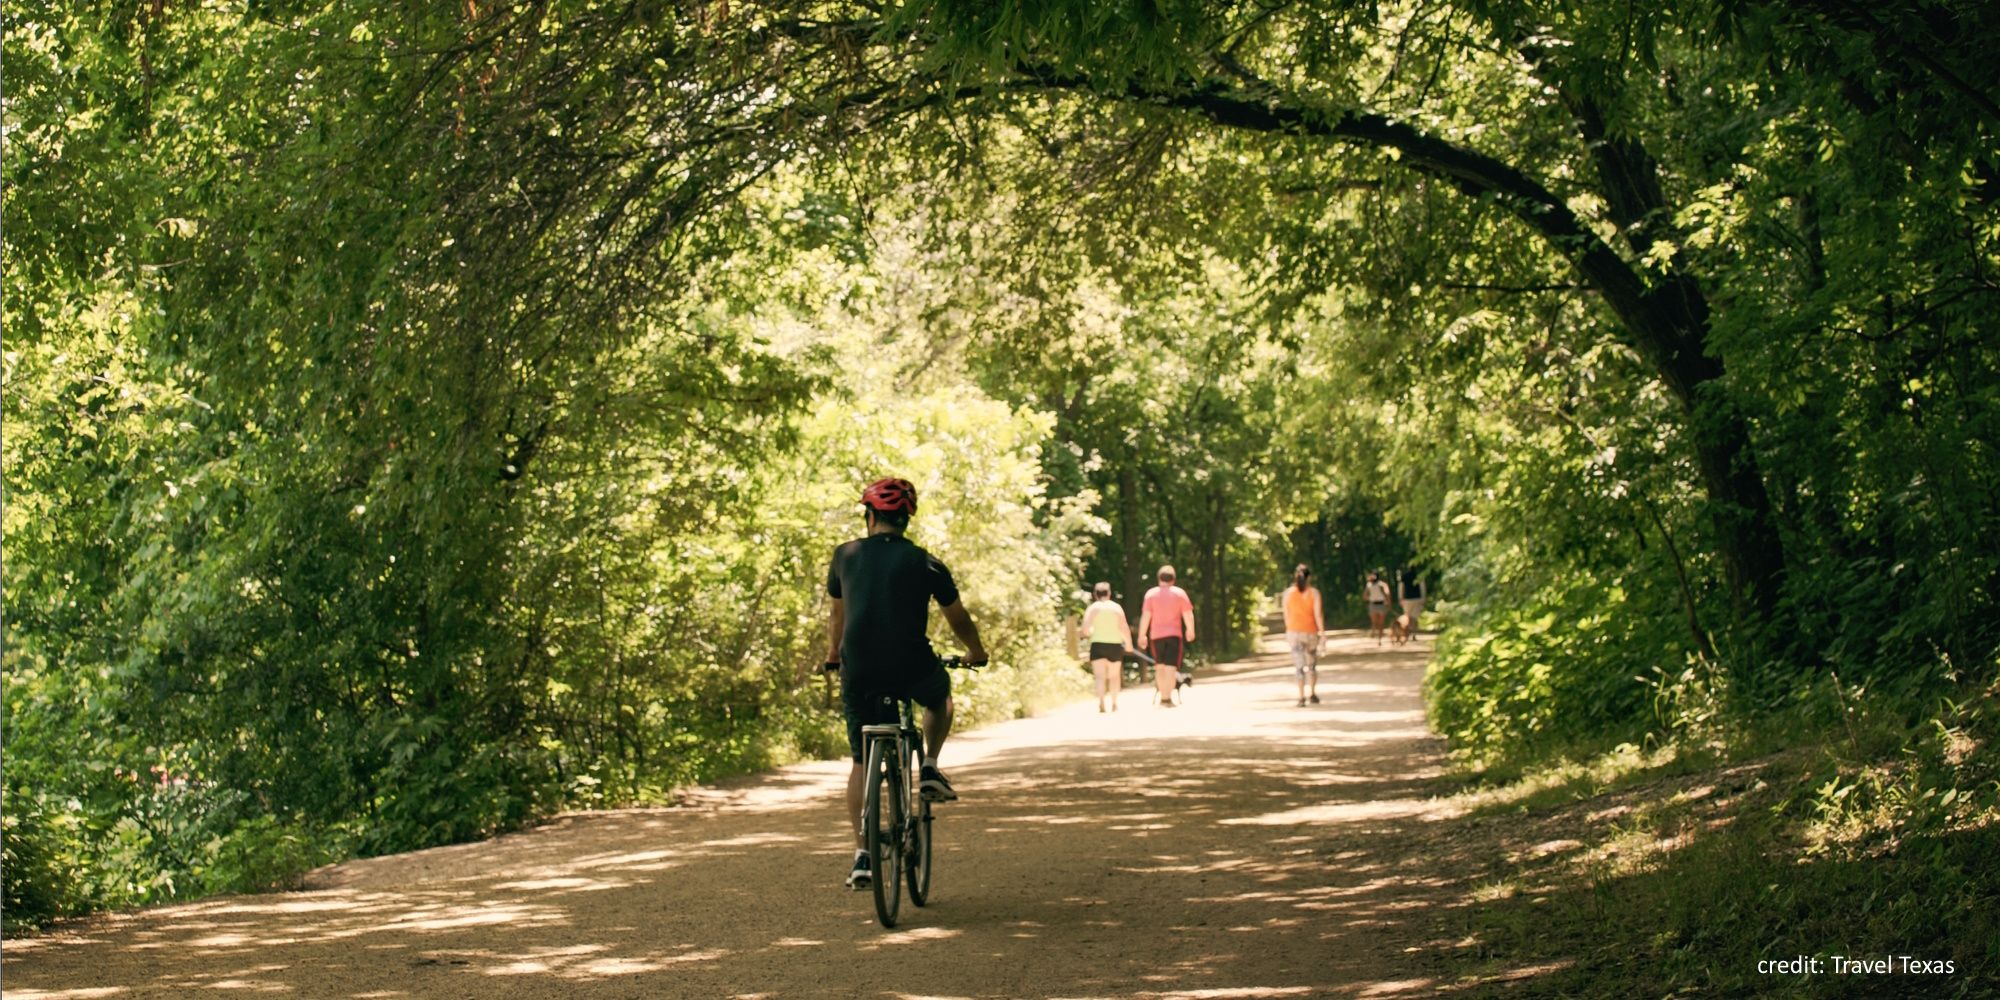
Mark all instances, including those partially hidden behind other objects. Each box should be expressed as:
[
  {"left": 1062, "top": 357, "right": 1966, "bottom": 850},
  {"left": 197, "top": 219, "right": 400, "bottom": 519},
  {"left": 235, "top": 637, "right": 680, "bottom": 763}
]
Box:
[{"left": 4, "top": 629, "right": 1456, "bottom": 999}]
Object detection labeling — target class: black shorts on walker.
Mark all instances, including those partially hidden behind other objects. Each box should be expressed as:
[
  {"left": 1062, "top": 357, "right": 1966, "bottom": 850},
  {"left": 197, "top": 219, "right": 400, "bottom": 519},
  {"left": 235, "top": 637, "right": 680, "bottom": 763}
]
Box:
[
  {"left": 842, "top": 662, "right": 951, "bottom": 762},
  {"left": 1089, "top": 641, "right": 1124, "bottom": 662}
]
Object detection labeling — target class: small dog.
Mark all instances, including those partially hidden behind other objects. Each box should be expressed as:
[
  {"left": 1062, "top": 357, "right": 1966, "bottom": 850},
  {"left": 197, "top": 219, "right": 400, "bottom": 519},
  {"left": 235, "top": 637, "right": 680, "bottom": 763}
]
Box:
[{"left": 1390, "top": 613, "right": 1412, "bottom": 644}]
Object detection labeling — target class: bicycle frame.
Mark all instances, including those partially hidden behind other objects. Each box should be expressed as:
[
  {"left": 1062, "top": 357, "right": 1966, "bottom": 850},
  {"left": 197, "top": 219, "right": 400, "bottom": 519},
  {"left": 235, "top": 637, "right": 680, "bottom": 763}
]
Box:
[
  {"left": 855, "top": 655, "right": 969, "bottom": 929},
  {"left": 859, "top": 701, "right": 919, "bottom": 928}
]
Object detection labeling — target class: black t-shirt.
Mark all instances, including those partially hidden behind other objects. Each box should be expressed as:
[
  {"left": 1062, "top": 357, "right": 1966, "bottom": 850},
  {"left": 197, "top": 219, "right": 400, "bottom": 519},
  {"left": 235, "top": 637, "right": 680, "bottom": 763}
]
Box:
[
  {"left": 826, "top": 533, "right": 960, "bottom": 683},
  {"left": 1401, "top": 574, "right": 1424, "bottom": 600}
]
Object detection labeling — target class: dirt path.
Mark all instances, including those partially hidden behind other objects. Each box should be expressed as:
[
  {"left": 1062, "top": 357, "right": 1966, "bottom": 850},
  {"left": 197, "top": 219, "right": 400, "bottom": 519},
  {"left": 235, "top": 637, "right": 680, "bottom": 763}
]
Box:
[{"left": 5, "top": 629, "right": 1465, "bottom": 999}]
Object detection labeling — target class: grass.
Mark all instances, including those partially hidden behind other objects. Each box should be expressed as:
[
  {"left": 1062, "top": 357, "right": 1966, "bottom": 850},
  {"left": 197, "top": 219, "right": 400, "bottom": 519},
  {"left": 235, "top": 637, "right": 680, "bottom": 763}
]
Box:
[{"left": 1418, "top": 680, "right": 2000, "bottom": 998}]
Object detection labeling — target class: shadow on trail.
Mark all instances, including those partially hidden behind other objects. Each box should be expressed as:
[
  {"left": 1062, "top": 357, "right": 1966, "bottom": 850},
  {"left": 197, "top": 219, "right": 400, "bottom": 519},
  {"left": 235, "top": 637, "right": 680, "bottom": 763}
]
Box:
[{"left": 5, "top": 630, "right": 1503, "bottom": 999}]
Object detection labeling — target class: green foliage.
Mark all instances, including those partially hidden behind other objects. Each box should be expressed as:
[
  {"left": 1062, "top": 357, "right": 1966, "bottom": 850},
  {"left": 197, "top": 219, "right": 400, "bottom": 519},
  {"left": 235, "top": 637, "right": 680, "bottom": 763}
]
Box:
[
  {"left": 1441, "top": 687, "right": 2000, "bottom": 998},
  {"left": 199, "top": 814, "right": 322, "bottom": 896},
  {"left": 1455, "top": 787, "right": 2000, "bottom": 998},
  {"left": 1, "top": 800, "right": 88, "bottom": 931},
  {"left": 1426, "top": 576, "right": 1695, "bottom": 765},
  {"left": 789, "top": 385, "right": 1099, "bottom": 722},
  {"left": 1287, "top": 497, "right": 1418, "bottom": 627},
  {"left": 7, "top": 0, "right": 1997, "bottom": 936}
]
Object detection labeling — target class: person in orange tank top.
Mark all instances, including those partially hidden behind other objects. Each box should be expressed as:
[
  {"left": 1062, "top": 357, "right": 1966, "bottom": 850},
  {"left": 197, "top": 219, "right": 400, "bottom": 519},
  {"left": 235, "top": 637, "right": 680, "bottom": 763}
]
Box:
[{"left": 1282, "top": 564, "right": 1325, "bottom": 706}]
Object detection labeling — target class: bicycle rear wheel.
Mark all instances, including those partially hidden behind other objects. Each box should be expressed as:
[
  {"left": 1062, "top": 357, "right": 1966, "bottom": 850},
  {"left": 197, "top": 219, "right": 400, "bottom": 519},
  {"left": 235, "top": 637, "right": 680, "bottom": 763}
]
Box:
[{"left": 864, "top": 739, "right": 904, "bottom": 927}]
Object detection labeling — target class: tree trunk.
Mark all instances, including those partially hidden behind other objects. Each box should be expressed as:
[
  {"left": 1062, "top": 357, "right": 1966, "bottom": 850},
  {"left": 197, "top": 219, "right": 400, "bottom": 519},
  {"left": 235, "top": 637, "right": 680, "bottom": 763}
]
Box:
[
  {"left": 1560, "top": 85, "right": 1786, "bottom": 622},
  {"left": 1118, "top": 465, "right": 1144, "bottom": 618},
  {"left": 1212, "top": 494, "right": 1229, "bottom": 649}
]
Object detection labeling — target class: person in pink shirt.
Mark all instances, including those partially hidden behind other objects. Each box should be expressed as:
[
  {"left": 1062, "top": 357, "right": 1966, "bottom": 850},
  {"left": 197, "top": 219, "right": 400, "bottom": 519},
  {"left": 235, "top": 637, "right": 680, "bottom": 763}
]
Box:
[{"left": 1136, "top": 565, "right": 1195, "bottom": 707}]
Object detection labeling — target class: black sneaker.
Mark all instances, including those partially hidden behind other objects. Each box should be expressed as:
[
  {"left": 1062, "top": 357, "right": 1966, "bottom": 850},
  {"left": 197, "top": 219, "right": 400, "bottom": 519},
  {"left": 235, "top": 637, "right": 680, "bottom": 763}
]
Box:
[
  {"left": 1309, "top": 694, "right": 1321, "bottom": 704},
  {"left": 919, "top": 765, "right": 958, "bottom": 802},
  {"left": 846, "top": 852, "right": 872, "bottom": 890}
]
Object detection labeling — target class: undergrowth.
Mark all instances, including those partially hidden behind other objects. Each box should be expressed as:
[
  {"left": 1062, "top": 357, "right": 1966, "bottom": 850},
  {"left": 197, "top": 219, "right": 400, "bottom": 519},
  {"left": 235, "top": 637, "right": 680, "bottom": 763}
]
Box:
[{"left": 1433, "top": 675, "right": 2000, "bottom": 997}]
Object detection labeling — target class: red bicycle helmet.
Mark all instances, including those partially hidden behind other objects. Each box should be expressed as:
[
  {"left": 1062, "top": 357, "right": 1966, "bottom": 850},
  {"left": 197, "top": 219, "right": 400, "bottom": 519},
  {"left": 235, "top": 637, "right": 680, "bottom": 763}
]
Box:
[{"left": 860, "top": 477, "right": 918, "bottom": 515}]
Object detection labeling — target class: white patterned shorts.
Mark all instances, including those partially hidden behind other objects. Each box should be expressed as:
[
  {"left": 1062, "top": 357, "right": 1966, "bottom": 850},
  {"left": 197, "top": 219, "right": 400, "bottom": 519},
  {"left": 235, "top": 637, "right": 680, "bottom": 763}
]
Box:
[{"left": 1286, "top": 631, "right": 1320, "bottom": 675}]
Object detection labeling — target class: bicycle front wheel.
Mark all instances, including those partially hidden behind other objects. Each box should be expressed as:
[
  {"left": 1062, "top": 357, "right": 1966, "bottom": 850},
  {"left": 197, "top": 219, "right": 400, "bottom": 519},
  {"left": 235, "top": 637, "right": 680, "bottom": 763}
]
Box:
[
  {"left": 907, "top": 797, "right": 933, "bottom": 906},
  {"left": 864, "top": 739, "right": 904, "bottom": 927},
  {"left": 904, "top": 738, "right": 934, "bottom": 905}
]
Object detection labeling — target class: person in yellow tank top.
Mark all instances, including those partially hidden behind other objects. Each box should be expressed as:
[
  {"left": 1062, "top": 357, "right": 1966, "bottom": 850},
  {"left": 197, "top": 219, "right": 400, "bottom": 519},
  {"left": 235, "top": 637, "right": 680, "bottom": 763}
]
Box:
[
  {"left": 1283, "top": 564, "right": 1325, "bottom": 706},
  {"left": 1079, "top": 582, "right": 1133, "bottom": 712}
]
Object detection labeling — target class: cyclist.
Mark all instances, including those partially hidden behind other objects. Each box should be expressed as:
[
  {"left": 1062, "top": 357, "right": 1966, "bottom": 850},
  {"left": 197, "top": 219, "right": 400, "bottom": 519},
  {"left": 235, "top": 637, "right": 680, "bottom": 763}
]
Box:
[
  {"left": 823, "top": 477, "right": 988, "bottom": 891},
  {"left": 1079, "top": 582, "right": 1133, "bottom": 712},
  {"left": 1136, "top": 565, "right": 1195, "bottom": 706},
  {"left": 1284, "top": 564, "right": 1325, "bottom": 706}
]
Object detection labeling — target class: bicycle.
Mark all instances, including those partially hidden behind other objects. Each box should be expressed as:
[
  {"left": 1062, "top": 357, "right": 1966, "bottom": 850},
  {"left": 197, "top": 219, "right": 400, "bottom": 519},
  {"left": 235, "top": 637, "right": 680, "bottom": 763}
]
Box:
[{"left": 857, "top": 654, "right": 979, "bottom": 928}]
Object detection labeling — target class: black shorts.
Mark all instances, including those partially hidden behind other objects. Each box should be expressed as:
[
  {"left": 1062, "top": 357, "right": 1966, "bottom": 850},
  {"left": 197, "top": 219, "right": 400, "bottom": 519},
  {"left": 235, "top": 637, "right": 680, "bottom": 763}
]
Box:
[
  {"left": 842, "top": 664, "right": 951, "bottom": 763},
  {"left": 1150, "top": 636, "right": 1184, "bottom": 668},
  {"left": 1089, "top": 642, "right": 1124, "bottom": 662}
]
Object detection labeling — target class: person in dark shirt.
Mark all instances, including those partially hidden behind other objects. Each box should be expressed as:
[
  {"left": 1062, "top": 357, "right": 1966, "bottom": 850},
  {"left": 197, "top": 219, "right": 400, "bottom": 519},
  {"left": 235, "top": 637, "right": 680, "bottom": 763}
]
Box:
[
  {"left": 823, "top": 477, "right": 987, "bottom": 890},
  {"left": 1396, "top": 566, "right": 1429, "bottom": 641}
]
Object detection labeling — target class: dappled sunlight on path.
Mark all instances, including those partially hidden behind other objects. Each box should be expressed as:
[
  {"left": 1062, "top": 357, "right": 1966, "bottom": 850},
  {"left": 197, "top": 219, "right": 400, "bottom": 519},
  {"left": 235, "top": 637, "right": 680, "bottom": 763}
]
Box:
[{"left": 5, "top": 629, "right": 1490, "bottom": 999}]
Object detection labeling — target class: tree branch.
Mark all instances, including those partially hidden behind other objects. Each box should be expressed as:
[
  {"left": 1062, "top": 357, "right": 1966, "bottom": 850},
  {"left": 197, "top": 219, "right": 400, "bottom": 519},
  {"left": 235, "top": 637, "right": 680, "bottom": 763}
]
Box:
[
  {"left": 1011, "top": 64, "right": 1720, "bottom": 409},
  {"left": 1437, "top": 281, "right": 1582, "bottom": 294}
]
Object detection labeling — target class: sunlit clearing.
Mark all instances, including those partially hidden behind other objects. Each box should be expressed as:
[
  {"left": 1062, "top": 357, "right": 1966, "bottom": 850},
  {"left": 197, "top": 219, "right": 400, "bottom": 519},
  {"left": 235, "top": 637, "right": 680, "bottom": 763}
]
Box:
[
  {"left": 1219, "top": 798, "right": 1451, "bottom": 826},
  {"left": 480, "top": 943, "right": 726, "bottom": 978},
  {"left": 1354, "top": 979, "right": 1438, "bottom": 997},
  {"left": 874, "top": 927, "right": 963, "bottom": 946},
  {"left": 492, "top": 876, "right": 622, "bottom": 891},
  {"left": 5, "top": 989, "right": 132, "bottom": 1000}
]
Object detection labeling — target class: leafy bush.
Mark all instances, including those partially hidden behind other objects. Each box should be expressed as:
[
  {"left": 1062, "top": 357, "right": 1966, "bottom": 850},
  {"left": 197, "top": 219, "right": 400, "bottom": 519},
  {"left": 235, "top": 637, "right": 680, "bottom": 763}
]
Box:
[
  {"left": 1, "top": 797, "right": 90, "bottom": 931},
  {"left": 1426, "top": 571, "right": 1700, "bottom": 766},
  {"left": 200, "top": 815, "right": 322, "bottom": 895}
]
